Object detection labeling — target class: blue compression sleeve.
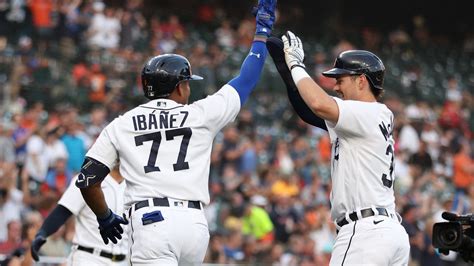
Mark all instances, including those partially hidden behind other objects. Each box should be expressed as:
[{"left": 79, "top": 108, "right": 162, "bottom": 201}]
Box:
[{"left": 228, "top": 40, "right": 268, "bottom": 106}]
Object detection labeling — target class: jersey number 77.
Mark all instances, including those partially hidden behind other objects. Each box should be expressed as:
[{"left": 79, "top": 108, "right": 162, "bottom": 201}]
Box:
[{"left": 134, "top": 128, "right": 192, "bottom": 173}]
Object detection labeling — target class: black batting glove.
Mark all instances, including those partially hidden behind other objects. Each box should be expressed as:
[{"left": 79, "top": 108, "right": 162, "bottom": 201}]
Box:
[
  {"left": 31, "top": 230, "right": 47, "bottom": 261},
  {"left": 97, "top": 209, "right": 128, "bottom": 245}
]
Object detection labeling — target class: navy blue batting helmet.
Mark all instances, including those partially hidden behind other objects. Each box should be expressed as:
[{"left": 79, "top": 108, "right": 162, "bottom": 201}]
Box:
[
  {"left": 322, "top": 50, "right": 385, "bottom": 90},
  {"left": 141, "top": 54, "right": 203, "bottom": 99}
]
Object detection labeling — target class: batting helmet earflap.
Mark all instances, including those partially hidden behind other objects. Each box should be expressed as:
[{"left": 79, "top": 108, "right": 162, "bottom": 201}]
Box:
[
  {"left": 141, "top": 54, "right": 203, "bottom": 100},
  {"left": 322, "top": 50, "right": 385, "bottom": 90}
]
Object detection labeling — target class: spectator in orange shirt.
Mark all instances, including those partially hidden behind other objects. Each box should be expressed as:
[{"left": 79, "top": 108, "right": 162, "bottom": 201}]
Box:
[
  {"left": 29, "top": 0, "right": 53, "bottom": 28},
  {"left": 89, "top": 63, "right": 107, "bottom": 105},
  {"left": 452, "top": 142, "right": 474, "bottom": 213},
  {"left": 318, "top": 134, "right": 331, "bottom": 163},
  {"left": 453, "top": 143, "right": 474, "bottom": 193},
  {"left": 29, "top": 0, "right": 54, "bottom": 52}
]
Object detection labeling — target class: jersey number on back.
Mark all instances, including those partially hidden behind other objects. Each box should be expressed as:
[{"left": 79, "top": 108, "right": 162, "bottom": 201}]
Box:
[
  {"left": 381, "top": 143, "right": 394, "bottom": 188},
  {"left": 134, "top": 128, "right": 192, "bottom": 173}
]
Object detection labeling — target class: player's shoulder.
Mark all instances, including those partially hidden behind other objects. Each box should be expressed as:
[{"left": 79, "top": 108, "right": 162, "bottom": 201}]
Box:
[
  {"left": 191, "top": 84, "right": 239, "bottom": 106},
  {"left": 219, "top": 84, "right": 241, "bottom": 99},
  {"left": 367, "top": 102, "right": 394, "bottom": 123},
  {"left": 376, "top": 102, "right": 394, "bottom": 117},
  {"left": 342, "top": 99, "right": 391, "bottom": 113},
  {"left": 108, "top": 104, "right": 157, "bottom": 125}
]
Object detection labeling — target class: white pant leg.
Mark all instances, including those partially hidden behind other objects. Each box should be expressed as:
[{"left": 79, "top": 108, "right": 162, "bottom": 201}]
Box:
[
  {"left": 177, "top": 208, "right": 210, "bottom": 265},
  {"left": 129, "top": 205, "right": 209, "bottom": 266},
  {"left": 330, "top": 216, "right": 410, "bottom": 266}
]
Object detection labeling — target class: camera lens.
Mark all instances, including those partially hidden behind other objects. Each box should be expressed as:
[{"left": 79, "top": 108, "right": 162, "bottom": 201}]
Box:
[{"left": 440, "top": 228, "right": 458, "bottom": 246}]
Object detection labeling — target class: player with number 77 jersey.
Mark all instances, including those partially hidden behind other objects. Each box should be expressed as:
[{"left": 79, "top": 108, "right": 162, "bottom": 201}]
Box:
[{"left": 75, "top": 0, "right": 277, "bottom": 265}]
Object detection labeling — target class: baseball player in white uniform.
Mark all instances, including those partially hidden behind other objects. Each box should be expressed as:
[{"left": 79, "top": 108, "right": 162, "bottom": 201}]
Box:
[
  {"left": 74, "top": 1, "right": 277, "bottom": 265},
  {"left": 31, "top": 165, "right": 127, "bottom": 265},
  {"left": 268, "top": 31, "right": 410, "bottom": 265}
]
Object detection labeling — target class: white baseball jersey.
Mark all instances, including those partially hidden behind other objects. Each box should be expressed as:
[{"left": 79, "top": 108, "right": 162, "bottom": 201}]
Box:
[
  {"left": 58, "top": 174, "right": 128, "bottom": 255},
  {"left": 325, "top": 97, "right": 396, "bottom": 220},
  {"left": 86, "top": 85, "right": 241, "bottom": 208}
]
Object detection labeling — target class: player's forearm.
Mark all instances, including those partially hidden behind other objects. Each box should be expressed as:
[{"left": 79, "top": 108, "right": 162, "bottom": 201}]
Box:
[
  {"left": 227, "top": 39, "right": 268, "bottom": 106},
  {"left": 38, "top": 205, "right": 73, "bottom": 237},
  {"left": 291, "top": 67, "right": 339, "bottom": 123},
  {"left": 79, "top": 183, "right": 109, "bottom": 218}
]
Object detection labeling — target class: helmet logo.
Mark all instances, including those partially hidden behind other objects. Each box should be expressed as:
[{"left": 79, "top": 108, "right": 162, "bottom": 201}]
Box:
[{"left": 147, "top": 85, "right": 154, "bottom": 96}]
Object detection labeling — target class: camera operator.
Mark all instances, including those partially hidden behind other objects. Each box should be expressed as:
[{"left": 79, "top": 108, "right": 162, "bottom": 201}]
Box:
[
  {"left": 433, "top": 196, "right": 459, "bottom": 266},
  {"left": 432, "top": 209, "right": 474, "bottom": 266}
]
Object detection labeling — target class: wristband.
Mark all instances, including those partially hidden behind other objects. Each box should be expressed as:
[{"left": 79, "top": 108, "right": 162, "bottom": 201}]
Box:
[{"left": 291, "top": 67, "right": 310, "bottom": 85}]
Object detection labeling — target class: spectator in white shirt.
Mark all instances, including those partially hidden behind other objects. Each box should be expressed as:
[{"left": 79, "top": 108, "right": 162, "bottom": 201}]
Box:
[{"left": 87, "top": 2, "right": 121, "bottom": 49}]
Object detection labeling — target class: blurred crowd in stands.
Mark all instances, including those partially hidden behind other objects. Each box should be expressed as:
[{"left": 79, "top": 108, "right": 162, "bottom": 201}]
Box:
[{"left": 0, "top": 0, "right": 473, "bottom": 265}]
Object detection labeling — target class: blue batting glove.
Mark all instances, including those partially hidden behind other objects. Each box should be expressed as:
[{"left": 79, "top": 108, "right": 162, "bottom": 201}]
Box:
[
  {"left": 254, "top": 0, "right": 277, "bottom": 38},
  {"left": 97, "top": 209, "right": 128, "bottom": 245}
]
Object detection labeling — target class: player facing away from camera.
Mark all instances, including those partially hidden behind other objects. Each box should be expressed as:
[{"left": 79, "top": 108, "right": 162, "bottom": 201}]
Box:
[
  {"left": 75, "top": 0, "right": 277, "bottom": 265},
  {"left": 273, "top": 31, "right": 410, "bottom": 265},
  {"left": 30, "top": 165, "right": 127, "bottom": 266}
]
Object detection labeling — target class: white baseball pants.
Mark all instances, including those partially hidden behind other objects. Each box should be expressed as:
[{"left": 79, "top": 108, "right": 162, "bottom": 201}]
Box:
[
  {"left": 128, "top": 198, "right": 210, "bottom": 265},
  {"left": 330, "top": 214, "right": 410, "bottom": 265}
]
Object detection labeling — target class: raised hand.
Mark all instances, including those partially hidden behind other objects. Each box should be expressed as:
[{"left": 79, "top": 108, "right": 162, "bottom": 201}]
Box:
[
  {"left": 254, "top": 0, "right": 277, "bottom": 38},
  {"left": 282, "top": 31, "right": 305, "bottom": 70}
]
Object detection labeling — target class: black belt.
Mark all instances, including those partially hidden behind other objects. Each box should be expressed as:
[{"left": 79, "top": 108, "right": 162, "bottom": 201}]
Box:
[
  {"left": 336, "top": 207, "right": 389, "bottom": 227},
  {"left": 129, "top": 197, "right": 201, "bottom": 216},
  {"left": 77, "top": 245, "right": 126, "bottom": 262}
]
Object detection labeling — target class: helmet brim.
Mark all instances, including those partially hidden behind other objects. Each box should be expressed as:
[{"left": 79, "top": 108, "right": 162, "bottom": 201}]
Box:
[
  {"left": 322, "top": 68, "right": 359, "bottom": 78},
  {"left": 190, "top": 74, "right": 204, "bottom": 81}
]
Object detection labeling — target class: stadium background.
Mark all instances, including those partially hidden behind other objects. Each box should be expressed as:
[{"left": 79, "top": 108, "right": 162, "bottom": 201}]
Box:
[{"left": 0, "top": 0, "right": 473, "bottom": 265}]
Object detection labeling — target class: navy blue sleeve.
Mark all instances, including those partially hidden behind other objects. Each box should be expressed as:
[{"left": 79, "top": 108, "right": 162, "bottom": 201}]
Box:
[
  {"left": 287, "top": 85, "right": 328, "bottom": 131},
  {"left": 228, "top": 40, "right": 268, "bottom": 106},
  {"left": 38, "top": 205, "right": 73, "bottom": 236},
  {"left": 265, "top": 37, "right": 328, "bottom": 131}
]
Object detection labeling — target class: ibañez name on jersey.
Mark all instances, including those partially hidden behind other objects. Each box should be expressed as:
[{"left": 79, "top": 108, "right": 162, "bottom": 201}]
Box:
[{"left": 131, "top": 111, "right": 189, "bottom": 131}]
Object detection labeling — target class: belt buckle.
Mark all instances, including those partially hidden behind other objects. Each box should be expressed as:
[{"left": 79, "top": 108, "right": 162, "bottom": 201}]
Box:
[
  {"left": 111, "top": 254, "right": 118, "bottom": 262},
  {"left": 92, "top": 248, "right": 101, "bottom": 256},
  {"left": 174, "top": 201, "right": 184, "bottom": 207}
]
